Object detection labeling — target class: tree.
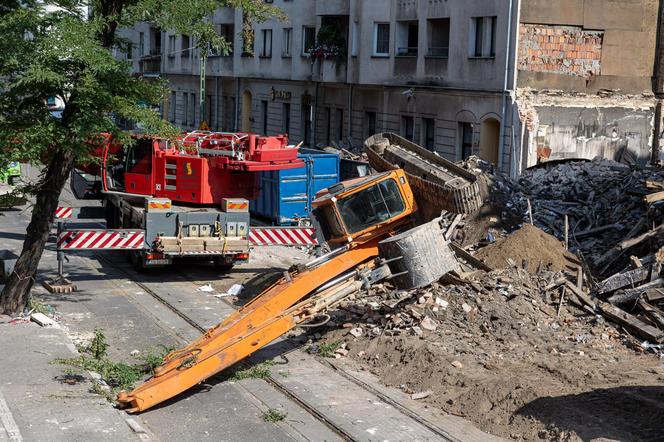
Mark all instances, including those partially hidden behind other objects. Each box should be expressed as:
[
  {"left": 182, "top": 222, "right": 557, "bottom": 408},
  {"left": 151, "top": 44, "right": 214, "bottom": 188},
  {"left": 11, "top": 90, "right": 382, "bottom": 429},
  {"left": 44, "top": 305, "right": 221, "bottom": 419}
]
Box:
[{"left": 0, "top": 0, "right": 280, "bottom": 314}]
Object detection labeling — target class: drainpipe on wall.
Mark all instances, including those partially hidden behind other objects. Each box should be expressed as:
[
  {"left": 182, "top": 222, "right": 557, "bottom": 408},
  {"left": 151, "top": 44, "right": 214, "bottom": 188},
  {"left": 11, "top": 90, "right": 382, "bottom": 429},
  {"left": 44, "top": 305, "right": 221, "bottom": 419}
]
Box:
[
  {"left": 497, "top": 0, "right": 515, "bottom": 174},
  {"left": 313, "top": 82, "right": 320, "bottom": 147}
]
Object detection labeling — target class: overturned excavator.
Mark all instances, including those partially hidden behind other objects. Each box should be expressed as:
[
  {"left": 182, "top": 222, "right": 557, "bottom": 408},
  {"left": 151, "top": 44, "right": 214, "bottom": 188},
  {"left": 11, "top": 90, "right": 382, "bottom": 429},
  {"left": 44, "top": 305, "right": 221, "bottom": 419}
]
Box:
[{"left": 117, "top": 169, "right": 460, "bottom": 412}]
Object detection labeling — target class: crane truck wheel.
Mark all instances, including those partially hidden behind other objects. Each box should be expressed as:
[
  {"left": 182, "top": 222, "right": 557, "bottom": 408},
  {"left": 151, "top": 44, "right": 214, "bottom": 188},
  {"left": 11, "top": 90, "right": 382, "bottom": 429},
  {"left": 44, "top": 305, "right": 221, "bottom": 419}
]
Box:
[{"left": 213, "top": 257, "right": 234, "bottom": 272}]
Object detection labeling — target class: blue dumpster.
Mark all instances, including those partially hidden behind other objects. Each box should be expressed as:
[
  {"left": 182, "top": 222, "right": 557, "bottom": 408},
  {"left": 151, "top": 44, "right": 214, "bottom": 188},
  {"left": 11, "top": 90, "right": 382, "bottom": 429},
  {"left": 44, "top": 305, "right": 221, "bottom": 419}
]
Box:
[{"left": 251, "top": 149, "right": 340, "bottom": 225}]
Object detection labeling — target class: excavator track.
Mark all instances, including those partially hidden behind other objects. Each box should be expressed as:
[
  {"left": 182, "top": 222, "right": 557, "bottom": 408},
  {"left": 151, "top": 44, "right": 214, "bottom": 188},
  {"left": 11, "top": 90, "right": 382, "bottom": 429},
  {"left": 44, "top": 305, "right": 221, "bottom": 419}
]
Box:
[{"left": 365, "top": 133, "right": 485, "bottom": 218}]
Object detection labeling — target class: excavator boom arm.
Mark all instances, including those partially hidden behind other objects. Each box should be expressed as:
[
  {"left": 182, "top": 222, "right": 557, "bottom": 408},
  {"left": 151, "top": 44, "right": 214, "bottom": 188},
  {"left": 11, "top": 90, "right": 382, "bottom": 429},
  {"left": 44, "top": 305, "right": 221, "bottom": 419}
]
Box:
[{"left": 117, "top": 242, "right": 380, "bottom": 412}]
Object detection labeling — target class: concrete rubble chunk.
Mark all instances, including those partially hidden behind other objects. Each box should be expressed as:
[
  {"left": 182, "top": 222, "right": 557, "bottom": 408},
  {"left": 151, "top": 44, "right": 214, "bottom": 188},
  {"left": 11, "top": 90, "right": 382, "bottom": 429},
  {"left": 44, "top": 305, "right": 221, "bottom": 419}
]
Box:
[
  {"left": 349, "top": 327, "right": 363, "bottom": 338},
  {"left": 420, "top": 316, "right": 438, "bottom": 331},
  {"left": 30, "top": 312, "right": 54, "bottom": 327},
  {"left": 410, "top": 390, "right": 433, "bottom": 400}
]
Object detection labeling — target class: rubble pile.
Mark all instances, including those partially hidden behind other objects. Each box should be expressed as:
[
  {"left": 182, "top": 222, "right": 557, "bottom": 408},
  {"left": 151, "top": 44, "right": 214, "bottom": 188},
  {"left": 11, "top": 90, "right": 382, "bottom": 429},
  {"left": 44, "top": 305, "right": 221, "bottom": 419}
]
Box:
[
  {"left": 318, "top": 262, "right": 664, "bottom": 440},
  {"left": 508, "top": 158, "right": 664, "bottom": 275},
  {"left": 314, "top": 157, "right": 664, "bottom": 439}
]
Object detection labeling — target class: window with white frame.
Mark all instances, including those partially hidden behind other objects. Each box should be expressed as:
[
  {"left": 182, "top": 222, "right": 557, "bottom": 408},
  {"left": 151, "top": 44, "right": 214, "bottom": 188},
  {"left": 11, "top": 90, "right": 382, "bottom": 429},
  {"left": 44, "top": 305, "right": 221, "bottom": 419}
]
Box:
[
  {"left": 260, "top": 29, "right": 272, "bottom": 57},
  {"left": 373, "top": 23, "right": 390, "bottom": 56},
  {"left": 282, "top": 28, "right": 292, "bottom": 57},
  {"left": 469, "top": 16, "right": 497, "bottom": 58},
  {"left": 302, "top": 26, "right": 316, "bottom": 56}
]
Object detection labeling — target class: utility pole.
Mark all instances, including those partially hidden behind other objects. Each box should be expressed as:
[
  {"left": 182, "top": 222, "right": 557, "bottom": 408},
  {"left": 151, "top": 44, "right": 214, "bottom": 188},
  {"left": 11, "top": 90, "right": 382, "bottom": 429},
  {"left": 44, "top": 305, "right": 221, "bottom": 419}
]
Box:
[{"left": 199, "top": 52, "right": 208, "bottom": 129}]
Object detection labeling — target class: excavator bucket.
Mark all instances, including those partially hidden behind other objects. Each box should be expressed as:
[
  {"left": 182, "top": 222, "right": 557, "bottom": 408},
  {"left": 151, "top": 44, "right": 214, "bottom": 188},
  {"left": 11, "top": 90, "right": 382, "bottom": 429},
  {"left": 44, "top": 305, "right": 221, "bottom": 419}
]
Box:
[{"left": 117, "top": 170, "right": 417, "bottom": 412}]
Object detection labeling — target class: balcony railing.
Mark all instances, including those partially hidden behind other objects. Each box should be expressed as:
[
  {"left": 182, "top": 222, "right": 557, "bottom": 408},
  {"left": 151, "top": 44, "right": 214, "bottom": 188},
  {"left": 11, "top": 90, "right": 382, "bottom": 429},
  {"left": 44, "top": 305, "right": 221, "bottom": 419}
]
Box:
[
  {"left": 427, "top": 46, "right": 449, "bottom": 57},
  {"left": 396, "top": 46, "right": 418, "bottom": 57}
]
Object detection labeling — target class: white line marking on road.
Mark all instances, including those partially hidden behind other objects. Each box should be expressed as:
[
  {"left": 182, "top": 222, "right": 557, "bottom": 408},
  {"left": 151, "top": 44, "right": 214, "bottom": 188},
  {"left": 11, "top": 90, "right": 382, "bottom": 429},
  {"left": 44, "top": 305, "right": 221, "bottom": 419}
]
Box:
[{"left": 0, "top": 387, "right": 22, "bottom": 442}]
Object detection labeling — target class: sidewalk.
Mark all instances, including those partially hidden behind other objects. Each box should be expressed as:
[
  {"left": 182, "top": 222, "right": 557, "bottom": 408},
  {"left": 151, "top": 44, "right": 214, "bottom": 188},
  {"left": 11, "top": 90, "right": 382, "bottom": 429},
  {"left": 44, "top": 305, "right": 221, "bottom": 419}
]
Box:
[{"left": 0, "top": 319, "right": 143, "bottom": 441}]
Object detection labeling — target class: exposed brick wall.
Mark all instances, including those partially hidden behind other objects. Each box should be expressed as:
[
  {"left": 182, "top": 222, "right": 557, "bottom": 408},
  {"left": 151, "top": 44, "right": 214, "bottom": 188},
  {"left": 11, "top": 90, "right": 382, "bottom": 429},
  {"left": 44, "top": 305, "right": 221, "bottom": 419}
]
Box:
[{"left": 518, "top": 24, "right": 603, "bottom": 77}]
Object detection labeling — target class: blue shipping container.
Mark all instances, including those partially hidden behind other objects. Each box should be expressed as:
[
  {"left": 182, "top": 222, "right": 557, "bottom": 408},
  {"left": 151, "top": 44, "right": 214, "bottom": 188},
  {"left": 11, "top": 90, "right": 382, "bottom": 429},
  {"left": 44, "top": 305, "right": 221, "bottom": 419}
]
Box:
[{"left": 251, "top": 149, "right": 340, "bottom": 225}]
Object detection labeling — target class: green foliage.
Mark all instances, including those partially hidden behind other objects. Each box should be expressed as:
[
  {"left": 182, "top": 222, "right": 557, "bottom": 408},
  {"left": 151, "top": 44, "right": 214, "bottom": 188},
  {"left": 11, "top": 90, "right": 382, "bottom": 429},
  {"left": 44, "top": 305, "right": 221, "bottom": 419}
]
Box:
[
  {"left": 87, "top": 328, "right": 109, "bottom": 359},
  {"left": 53, "top": 329, "right": 174, "bottom": 400},
  {"left": 26, "top": 297, "right": 51, "bottom": 315},
  {"left": 137, "top": 344, "right": 176, "bottom": 374},
  {"left": 313, "top": 341, "right": 341, "bottom": 358},
  {"left": 0, "top": 0, "right": 282, "bottom": 170},
  {"left": 262, "top": 408, "right": 287, "bottom": 423},
  {"left": 230, "top": 360, "right": 275, "bottom": 380}
]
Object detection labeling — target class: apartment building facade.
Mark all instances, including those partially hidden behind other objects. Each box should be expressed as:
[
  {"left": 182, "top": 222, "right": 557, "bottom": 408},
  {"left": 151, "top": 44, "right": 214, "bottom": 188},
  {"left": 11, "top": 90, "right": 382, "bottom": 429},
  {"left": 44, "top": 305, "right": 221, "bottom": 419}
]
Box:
[
  {"left": 122, "top": 0, "right": 519, "bottom": 172},
  {"left": 120, "top": 0, "right": 662, "bottom": 176}
]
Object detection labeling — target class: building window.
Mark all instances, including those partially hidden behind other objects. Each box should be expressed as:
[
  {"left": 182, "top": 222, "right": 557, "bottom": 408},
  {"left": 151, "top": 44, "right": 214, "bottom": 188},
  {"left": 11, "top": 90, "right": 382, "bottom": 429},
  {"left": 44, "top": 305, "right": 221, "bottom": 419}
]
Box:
[
  {"left": 396, "top": 21, "right": 418, "bottom": 56},
  {"left": 181, "top": 34, "right": 190, "bottom": 58},
  {"left": 206, "top": 95, "right": 212, "bottom": 126},
  {"left": 427, "top": 18, "right": 450, "bottom": 57},
  {"left": 215, "top": 24, "right": 234, "bottom": 56},
  {"left": 282, "top": 28, "right": 292, "bottom": 57},
  {"left": 126, "top": 43, "right": 134, "bottom": 60},
  {"left": 169, "top": 91, "right": 176, "bottom": 123},
  {"left": 302, "top": 26, "right": 316, "bottom": 56},
  {"left": 189, "top": 93, "right": 196, "bottom": 126},
  {"left": 422, "top": 118, "right": 435, "bottom": 150},
  {"left": 168, "top": 35, "right": 176, "bottom": 56},
  {"left": 336, "top": 108, "right": 344, "bottom": 142},
  {"left": 139, "top": 32, "right": 145, "bottom": 56},
  {"left": 282, "top": 102, "right": 291, "bottom": 134},
  {"left": 459, "top": 122, "right": 473, "bottom": 159},
  {"left": 260, "top": 29, "right": 272, "bottom": 57},
  {"left": 470, "top": 16, "right": 497, "bottom": 58},
  {"left": 365, "top": 111, "right": 376, "bottom": 138},
  {"left": 373, "top": 23, "right": 390, "bottom": 56},
  {"left": 401, "top": 116, "right": 414, "bottom": 141},
  {"left": 262, "top": 100, "right": 268, "bottom": 134},
  {"left": 182, "top": 92, "right": 188, "bottom": 125},
  {"left": 325, "top": 107, "right": 332, "bottom": 145}
]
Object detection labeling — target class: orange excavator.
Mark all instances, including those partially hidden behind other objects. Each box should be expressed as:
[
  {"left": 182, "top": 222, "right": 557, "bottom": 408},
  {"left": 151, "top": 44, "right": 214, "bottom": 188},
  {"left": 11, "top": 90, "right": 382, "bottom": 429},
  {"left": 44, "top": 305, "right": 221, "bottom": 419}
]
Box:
[{"left": 117, "top": 169, "right": 421, "bottom": 412}]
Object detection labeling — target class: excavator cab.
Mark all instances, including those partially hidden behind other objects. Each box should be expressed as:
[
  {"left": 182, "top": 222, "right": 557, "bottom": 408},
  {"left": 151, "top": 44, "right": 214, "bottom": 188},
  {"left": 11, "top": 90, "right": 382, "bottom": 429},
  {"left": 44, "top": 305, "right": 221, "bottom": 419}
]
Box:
[{"left": 311, "top": 170, "right": 417, "bottom": 247}]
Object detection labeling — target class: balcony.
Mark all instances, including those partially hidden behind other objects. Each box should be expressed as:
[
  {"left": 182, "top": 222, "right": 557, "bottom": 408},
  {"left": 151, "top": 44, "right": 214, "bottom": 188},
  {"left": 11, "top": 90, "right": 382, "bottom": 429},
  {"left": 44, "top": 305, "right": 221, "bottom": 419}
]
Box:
[
  {"left": 140, "top": 48, "right": 162, "bottom": 60},
  {"left": 315, "top": 0, "right": 349, "bottom": 16},
  {"left": 139, "top": 59, "right": 161, "bottom": 77},
  {"left": 396, "top": 46, "right": 418, "bottom": 57},
  {"left": 313, "top": 59, "right": 347, "bottom": 83}
]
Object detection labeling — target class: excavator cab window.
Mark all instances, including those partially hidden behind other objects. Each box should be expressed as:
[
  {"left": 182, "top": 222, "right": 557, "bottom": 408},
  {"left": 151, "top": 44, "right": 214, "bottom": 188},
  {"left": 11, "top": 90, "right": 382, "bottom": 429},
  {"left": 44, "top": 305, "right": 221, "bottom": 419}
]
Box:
[
  {"left": 337, "top": 179, "right": 405, "bottom": 234},
  {"left": 312, "top": 204, "right": 345, "bottom": 243}
]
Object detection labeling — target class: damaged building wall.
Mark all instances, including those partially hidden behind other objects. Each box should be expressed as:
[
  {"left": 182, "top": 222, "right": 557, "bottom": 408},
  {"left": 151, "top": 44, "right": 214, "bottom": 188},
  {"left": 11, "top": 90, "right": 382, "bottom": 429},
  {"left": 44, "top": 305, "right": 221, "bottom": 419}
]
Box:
[
  {"left": 515, "top": 0, "right": 659, "bottom": 169},
  {"left": 518, "top": 95, "right": 655, "bottom": 168}
]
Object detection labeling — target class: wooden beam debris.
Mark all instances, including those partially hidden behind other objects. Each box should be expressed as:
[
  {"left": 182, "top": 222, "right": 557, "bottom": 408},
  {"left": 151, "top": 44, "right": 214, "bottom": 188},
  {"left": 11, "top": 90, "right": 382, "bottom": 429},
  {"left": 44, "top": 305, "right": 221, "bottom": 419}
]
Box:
[{"left": 597, "top": 300, "right": 664, "bottom": 343}]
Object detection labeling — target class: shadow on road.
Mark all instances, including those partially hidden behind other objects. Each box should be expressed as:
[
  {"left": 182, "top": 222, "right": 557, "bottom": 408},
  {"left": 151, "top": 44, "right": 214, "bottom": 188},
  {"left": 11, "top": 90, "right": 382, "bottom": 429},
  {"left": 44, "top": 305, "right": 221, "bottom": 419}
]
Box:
[{"left": 515, "top": 385, "right": 664, "bottom": 441}]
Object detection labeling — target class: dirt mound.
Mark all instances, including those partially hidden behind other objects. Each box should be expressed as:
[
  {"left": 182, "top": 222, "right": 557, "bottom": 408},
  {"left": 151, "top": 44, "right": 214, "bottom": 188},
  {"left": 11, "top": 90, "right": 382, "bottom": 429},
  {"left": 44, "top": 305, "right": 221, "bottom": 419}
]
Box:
[{"left": 475, "top": 224, "right": 579, "bottom": 273}]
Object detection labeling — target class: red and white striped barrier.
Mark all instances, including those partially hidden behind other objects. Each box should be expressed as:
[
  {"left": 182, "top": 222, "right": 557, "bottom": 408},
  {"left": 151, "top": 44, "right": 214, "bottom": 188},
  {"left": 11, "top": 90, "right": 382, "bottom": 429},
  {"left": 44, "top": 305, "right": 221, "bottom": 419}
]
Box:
[
  {"left": 54, "top": 207, "right": 73, "bottom": 219},
  {"left": 57, "top": 230, "right": 145, "bottom": 250},
  {"left": 249, "top": 227, "right": 318, "bottom": 246}
]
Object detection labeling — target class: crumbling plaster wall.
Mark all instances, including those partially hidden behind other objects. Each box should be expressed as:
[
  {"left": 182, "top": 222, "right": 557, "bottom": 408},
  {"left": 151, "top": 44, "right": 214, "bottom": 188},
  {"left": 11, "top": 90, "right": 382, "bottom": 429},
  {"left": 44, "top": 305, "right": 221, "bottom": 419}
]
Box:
[{"left": 517, "top": 92, "right": 655, "bottom": 169}]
